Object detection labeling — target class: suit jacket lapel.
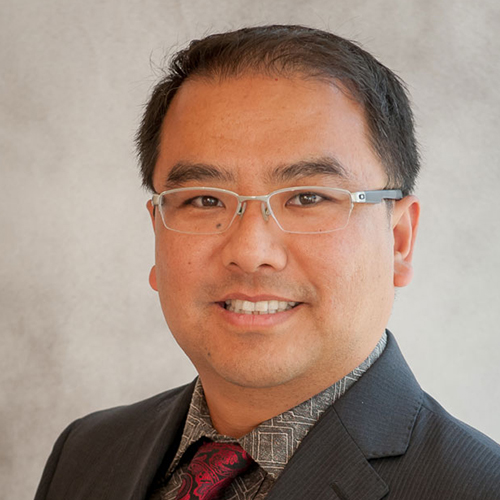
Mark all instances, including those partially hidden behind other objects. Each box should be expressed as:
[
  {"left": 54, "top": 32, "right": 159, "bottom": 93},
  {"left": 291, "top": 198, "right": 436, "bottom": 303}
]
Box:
[
  {"left": 267, "top": 332, "right": 422, "bottom": 500},
  {"left": 265, "top": 407, "right": 389, "bottom": 500},
  {"left": 109, "top": 380, "right": 196, "bottom": 500},
  {"left": 333, "top": 331, "right": 423, "bottom": 460}
]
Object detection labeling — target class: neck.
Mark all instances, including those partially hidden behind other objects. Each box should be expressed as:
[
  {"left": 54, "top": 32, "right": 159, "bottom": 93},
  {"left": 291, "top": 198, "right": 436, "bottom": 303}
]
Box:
[{"left": 200, "top": 372, "right": 339, "bottom": 438}]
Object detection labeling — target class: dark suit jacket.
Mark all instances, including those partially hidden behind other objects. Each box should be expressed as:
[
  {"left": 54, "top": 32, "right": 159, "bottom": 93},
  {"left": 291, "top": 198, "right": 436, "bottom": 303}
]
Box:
[{"left": 35, "top": 332, "right": 500, "bottom": 499}]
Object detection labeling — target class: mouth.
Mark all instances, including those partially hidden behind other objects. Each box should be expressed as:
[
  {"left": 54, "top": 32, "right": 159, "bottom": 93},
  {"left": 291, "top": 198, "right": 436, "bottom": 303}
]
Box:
[{"left": 222, "top": 299, "right": 300, "bottom": 315}]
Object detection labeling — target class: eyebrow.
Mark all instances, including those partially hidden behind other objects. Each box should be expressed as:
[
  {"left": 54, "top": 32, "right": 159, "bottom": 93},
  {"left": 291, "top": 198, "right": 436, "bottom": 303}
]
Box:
[
  {"left": 270, "top": 156, "right": 352, "bottom": 183},
  {"left": 161, "top": 155, "right": 351, "bottom": 190},
  {"left": 163, "top": 161, "right": 236, "bottom": 189}
]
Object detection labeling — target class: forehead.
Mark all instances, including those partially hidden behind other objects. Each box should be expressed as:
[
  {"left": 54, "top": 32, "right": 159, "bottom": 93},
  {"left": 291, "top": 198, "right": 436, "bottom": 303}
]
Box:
[{"left": 153, "top": 74, "right": 386, "bottom": 191}]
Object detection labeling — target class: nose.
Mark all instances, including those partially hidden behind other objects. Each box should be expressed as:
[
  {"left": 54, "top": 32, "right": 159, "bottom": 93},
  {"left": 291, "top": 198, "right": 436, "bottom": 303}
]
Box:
[
  {"left": 237, "top": 198, "right": 271, "bottom": 222},
  {"left": 221, "top": 200, "right": 288, "bottom": 273}
]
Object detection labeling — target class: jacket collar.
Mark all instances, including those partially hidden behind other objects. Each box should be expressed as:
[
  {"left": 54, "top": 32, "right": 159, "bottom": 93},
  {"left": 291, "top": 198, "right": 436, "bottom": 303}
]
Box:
[{"left": 266, "top": 331, "right": 423, "bottom": 500}]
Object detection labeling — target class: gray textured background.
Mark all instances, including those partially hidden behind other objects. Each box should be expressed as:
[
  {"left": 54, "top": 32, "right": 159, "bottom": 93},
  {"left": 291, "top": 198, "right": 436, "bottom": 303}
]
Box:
[{"left": 1, "top": 0, "right": 499, "bottom": 498}]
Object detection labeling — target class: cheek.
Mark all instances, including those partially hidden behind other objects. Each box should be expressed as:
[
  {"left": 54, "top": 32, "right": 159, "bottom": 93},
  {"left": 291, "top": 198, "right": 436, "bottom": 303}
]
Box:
[
  {"left": 341, "top": 220, "right": 394, "bottom": 308},
  {"left": 301, "top": 222, "right": 392, "bottom": 300},
  {"left": 154, "top": 234, "right": 223, "bottom": 303},
  {"left": 155, "top": 238, "right": 198, "bottom": 293},
  {"left": 300, "top": 233, "right": 358, "bottom": 284}
]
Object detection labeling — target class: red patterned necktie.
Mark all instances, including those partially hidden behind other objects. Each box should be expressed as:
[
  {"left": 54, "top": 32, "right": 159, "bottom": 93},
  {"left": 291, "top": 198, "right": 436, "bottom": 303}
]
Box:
[{"left": 175, "top": 441, "right": 254, "bottom": 500}]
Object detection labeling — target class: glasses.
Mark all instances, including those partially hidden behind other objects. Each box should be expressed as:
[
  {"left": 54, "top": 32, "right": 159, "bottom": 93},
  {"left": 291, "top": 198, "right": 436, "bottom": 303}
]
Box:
[{"left": 151, "top": 186, "right": 403, "bottom": 235}]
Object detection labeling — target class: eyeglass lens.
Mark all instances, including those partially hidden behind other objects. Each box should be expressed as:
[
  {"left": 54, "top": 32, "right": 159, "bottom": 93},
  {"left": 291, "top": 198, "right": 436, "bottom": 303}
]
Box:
[{"left": 158, "top": 187, "right": 353, "bottom": 234}]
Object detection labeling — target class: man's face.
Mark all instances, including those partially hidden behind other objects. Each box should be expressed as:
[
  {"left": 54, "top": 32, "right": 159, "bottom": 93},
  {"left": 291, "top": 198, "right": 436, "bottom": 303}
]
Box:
[{"left": 148, "top": 74, "right": 417, "bottom": 393}]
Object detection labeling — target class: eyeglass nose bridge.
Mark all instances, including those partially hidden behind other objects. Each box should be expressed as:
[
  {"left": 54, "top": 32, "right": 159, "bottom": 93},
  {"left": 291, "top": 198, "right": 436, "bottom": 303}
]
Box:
[{"left": 235, "top": 194, "right": 272, "bottom": 222}]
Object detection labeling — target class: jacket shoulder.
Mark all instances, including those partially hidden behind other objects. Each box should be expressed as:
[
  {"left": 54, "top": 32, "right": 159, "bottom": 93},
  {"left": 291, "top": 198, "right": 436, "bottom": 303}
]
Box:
[
  {"left": 35, "top": 382, "right": 195, "bottom": 500},
  {"left": 420, "top": 391, "right": 500, "bottom": 454},
  {"left": 374, "top": 391, "right": 500, "bottom": 499},
  {"left": 68, "top": 383, "right": 193, "bottom": 437}
]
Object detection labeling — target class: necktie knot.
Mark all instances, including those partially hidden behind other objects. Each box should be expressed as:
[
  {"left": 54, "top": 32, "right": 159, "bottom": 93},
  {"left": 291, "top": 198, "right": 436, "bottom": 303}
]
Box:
[{"left": 176, "top": 441, "right": 254, "bottom": 500}]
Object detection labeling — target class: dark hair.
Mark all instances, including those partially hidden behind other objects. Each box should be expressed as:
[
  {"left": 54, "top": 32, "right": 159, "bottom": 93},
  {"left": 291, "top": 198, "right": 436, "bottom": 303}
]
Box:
[{"left": 136, "top": 25, "right": 420, "bottom": 195}]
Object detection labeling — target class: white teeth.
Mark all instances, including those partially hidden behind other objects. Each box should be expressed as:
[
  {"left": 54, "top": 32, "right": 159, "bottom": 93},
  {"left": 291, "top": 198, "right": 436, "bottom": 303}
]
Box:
[
  {"left": 254, "top": 301, "right": 268, "bottom": 312},
  {"left": 224, "top": 299, "right": 298, "bottom": 314},
  {"left": 241, "top": 300, "right": 255, "bottom": 312}
]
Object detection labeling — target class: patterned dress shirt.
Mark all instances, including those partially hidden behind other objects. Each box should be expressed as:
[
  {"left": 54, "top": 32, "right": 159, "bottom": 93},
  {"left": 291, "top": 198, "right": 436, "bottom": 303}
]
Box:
[{"left": 149, "top": 332, "right": 387, "bottom": 499}]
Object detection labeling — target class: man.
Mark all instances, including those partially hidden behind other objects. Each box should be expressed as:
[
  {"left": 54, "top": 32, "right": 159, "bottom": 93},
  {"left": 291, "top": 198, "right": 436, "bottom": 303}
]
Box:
[{"left": 35, "top": 25, "right": 500, "bottom": 499}]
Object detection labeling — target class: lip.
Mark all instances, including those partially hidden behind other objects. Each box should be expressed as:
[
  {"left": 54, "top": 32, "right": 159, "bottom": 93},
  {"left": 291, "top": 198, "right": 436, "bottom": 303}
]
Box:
[
  {"left": 215, "top": 295, "right": 303, "bottom": 328},
  {"left": 218, "top": 293, "right": 299, "bottom": 303}
]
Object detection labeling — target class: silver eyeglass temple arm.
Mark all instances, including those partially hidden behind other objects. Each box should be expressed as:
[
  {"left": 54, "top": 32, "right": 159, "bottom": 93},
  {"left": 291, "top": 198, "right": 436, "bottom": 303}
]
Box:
[{"left": 352, "top": 190, "right": 403, "bottom": 204}]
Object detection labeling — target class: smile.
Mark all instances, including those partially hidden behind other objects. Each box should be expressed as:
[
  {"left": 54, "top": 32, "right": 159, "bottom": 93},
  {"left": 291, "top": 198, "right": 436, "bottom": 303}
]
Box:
[{"left": 224, "top": 299, "right": 299, "bottom": 315}]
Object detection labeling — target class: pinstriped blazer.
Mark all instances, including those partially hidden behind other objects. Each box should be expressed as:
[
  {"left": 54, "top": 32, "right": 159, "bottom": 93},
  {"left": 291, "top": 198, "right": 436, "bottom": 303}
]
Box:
[{"left": 35, "top": 332, "right": 500, "bottom": 500}]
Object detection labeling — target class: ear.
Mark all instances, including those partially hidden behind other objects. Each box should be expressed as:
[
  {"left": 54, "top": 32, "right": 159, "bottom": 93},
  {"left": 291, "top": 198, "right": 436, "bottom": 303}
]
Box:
[
  {"left": 392, "top": 195, "right": 420, "bottom": 288},
  {"left": 146, "top": 199, "right": 156, "bottom": 229},
  {"left": 149, "top": 265, "right": 158, "bottom": 291},
  {"left": 146, "top": 199, "right": 158, "bottom": 291}
]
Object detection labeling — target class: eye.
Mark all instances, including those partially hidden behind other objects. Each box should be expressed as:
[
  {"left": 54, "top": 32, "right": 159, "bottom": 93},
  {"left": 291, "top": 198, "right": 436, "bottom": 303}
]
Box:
[
  {"left": 287, "top": 192, "right": 325, "bottom": 206},
  {"left": 187, "top": 195, "right": 224, "bottom": 208}
]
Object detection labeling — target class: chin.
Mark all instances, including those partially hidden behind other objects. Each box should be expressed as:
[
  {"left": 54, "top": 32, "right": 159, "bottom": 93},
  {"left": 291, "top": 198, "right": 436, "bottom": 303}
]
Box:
[{"left": 207, "top": 355, "right": 313, "bottom": 390}]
